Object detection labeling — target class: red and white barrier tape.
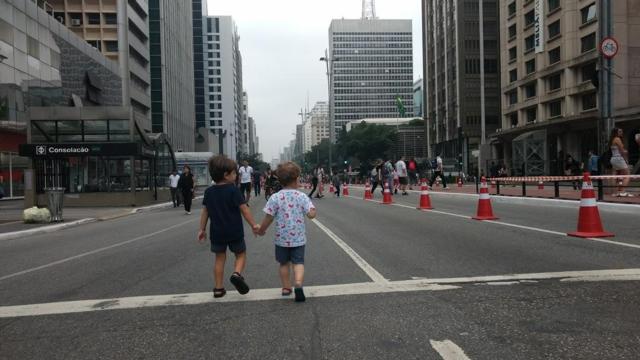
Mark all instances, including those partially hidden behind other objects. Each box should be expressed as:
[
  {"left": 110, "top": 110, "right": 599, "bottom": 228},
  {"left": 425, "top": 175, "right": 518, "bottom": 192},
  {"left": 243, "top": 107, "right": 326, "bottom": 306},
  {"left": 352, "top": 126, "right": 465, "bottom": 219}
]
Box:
[{"left": 487, "top": 175, "right": 640, "bottom": 183}]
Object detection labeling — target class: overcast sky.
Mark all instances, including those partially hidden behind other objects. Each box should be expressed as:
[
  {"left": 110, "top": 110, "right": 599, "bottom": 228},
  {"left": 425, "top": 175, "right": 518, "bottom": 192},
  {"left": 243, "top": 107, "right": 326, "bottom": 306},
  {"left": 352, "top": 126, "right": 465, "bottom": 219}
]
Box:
[{"left": 206, "top": 0, "right": 423, "bottom": 161}]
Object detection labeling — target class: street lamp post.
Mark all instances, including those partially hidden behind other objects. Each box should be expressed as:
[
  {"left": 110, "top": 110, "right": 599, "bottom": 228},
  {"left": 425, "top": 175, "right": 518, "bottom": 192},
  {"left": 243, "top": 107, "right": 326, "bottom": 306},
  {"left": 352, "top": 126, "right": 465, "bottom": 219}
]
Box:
[{"left": 320, "top": 50, "right": 333, "bottom": 174}]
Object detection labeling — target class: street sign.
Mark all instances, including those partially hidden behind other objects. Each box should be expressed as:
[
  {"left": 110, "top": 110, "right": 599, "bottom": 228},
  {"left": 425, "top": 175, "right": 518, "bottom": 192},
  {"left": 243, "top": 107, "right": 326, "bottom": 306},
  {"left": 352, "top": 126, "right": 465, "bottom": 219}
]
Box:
[{"left": 600, "top": 37, "right": 619, "bottom": 59}]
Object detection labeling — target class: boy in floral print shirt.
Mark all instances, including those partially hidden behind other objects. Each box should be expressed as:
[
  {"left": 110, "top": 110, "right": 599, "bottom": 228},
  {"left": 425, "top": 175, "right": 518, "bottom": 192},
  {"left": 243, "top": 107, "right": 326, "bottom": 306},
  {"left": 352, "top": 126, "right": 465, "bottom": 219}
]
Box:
[{"left": 258, "top": 162, "right": 316, "bottom": 302}]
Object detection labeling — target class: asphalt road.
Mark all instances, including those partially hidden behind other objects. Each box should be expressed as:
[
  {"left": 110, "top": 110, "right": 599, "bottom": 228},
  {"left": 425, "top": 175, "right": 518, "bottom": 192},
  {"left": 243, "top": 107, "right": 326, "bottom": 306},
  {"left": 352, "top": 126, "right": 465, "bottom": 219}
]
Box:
[{"left": 1, "top": 189, "right": 639, "bottom": 359}]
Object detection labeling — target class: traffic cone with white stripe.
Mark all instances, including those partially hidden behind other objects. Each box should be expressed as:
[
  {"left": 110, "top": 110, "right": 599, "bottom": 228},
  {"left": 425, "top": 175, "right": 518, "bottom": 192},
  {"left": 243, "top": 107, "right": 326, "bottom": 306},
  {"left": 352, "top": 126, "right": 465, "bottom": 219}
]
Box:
[
  {"left": 568, "top": 173, "right": 614, "bottom": 238},
  {"left": 382, "top": 182, "right": 393, "bottom": 205},
  {"left": 538, "top": 180, "right": 544, "bottom": 190},
  {"left": 417, "top": 179, "right": 433, "bottom": 210},
  {"left": 457, "top": 177, "right": 463, "bottom": 188},
  {"left": 329, "top": 183, "right": 335, "bottom": 193},
  {"left": 473, "top": 176, "right": 498, "bottom": 220},
  {"left": 364, "top": 181, "right": 373, "bottom": 200},
  {"left": 342, "top": 183, "right": 349, "bottom": 196}
]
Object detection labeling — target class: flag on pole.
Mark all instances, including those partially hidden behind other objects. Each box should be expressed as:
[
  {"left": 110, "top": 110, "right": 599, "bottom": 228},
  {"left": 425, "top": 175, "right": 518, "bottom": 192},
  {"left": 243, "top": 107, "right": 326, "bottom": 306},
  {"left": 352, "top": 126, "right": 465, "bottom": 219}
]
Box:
[{"left": 395, "top": 96, "right": 405, "bottom": 117}]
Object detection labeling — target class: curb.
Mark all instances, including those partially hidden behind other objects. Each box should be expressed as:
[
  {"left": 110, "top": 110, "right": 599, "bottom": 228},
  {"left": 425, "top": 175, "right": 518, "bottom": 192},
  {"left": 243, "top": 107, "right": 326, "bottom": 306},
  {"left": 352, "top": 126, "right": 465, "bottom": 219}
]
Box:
[
  {"left": 0, "top": 218, "right": 97, "bottom": 242},
  {"left": 0, "top": 196, "right": 204, "bottom": 240}
]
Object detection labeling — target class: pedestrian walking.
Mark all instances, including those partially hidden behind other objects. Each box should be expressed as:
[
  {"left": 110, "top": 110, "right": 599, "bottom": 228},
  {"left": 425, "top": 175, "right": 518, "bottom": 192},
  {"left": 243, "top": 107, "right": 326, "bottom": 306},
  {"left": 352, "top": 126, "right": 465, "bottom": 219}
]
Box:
[
  {"left": 169, "top": 170, "right": 180, "bottom": 207},
  {"left": 407, "top": 157, "right": 418, "bottom": 189},
  {"left": 198, "top": 155, "right": 260, "bottom": 299},
  {"left": 383, "top": 159, "right": 394, "bottom": 194},
  {"left": 257, "top": 162, "right": 317, "bottom": 302},
  {"left": 564, "top": 154, "right": 582, "bottom": 190},
  {"left": 253, "top": 169, "right": 262, "bottom": 197},
  {"left": 370, "top": 160, "right": 383, "bottom": 194},
  {"left": 429, "top": 154, "right": 448, "bottom": 189},
  {"left": 396, "top": 156, "right": 409, "bottom": 195},
  {"left": 332, "top": 170, "right": 342, "bottom": 197},
  {"left": 238, "top": 160, "right": 253, "bottom": 203},
  {"left": 609, "top": 127, "right": 633, "bottom": 197},
  {"left": 178, "top": 165, "right": 195, "bottom": 214},
  {"left": 308, "top": 166, "right": 319, "bottom": 198}
]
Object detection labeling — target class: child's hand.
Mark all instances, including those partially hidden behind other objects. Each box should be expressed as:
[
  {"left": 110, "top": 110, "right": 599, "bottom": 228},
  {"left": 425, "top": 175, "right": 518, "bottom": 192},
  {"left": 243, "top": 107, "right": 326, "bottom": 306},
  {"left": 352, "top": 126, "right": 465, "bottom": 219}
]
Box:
[
  {"left": 197, "top": 229, "right": 206, "bottom": 243},
  {"left": 252, "top": 224, "right": 261, "bottom": 236}
]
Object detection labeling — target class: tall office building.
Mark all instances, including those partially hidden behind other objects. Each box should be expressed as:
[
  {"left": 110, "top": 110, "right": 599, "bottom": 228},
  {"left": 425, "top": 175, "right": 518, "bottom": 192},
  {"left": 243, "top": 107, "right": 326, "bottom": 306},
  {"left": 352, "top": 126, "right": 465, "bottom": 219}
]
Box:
[
  {"left": 302, "top": 101, "right": 329, "bottom": 153},
  {"left": 248, "top": 116, "right": 258, "bottom": 156},
  {"left": 329, "top": 18, "right": 413, "bottom": 136},
  {"left": 149, "top": 0, "right": 195, "bottom": 152},
  {"left": 423, "top": 0, "right": 501, "bottom": 174},
  {"left": 240, "top": 91, "right": 249, "bottom": 155},
  {"left": 203, "top": 16, "right": 244, "bottom": 159},
  {"left": 192, "top": 0, "right": 207, "bottom": 145},
  {"left": 494, "top": 0, "right": 640, "bottom": 176},
  {"left": 47, "top": 0, "right": 152, "bottom": 128}
]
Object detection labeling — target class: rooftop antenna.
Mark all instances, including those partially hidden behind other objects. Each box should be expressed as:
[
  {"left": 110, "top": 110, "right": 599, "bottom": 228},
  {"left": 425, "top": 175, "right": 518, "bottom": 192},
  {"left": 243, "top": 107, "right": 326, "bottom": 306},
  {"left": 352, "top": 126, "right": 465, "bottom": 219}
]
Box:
[{"left": 362, "top": 0, "right": 377, "bottom": 20}]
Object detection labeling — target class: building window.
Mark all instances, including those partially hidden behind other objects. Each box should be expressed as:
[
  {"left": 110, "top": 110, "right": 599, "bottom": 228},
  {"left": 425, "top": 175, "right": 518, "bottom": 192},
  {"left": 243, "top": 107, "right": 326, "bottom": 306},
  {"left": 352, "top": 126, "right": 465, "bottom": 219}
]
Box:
[
  {"left": 548, "top": 100, "right": 562, "bottom": 118},
  {"left": 525, "top": 35, "right": 535, "bottom": 52},
  {"left": 581, "top": 3, "right": 597, "bottom": 24},
  {"left": 507, "top": 90, "right": 518, "bottom": 105},
  {"left": 582, "top": 92, "right": 597, "bottom": 110},
  {"left": 104, "top": 41, "right": 118, "bottom": 52},
  {"left": 548, "top": 73, "right": 561, "bottom": 91},
  {"left": 548, "top": 20, "right": 560, "bottom": 39},
  {"left": 548, "top": 0, "right": 560, "bottom": 11},
  {"left": 509, "top": 46, "right": 517, "bottom": 61},
  {"left": 509, "top": 68, "right": 518, "bottom": 83},
  {"left": 27, "top": 36, "right": 40, "bottom": 58},
  {"left": 524, "top": 10, "right": 535, "bottom": 27},
  {"left": 510, "top": 113, "right": 518, "bottom": 127},
  {"left": 508, "top": 2, "right": 516, "bottom": 17},
  {"left": 525, "top": 58, "right": 536, "bottom": 74},
  {"left": 524, "top": 82, "right": 537, "bottom": 99},
  {"left": 548, "top": 47, "right": 561, "bottom": 64},
  {"left": 86, "top": 13, "right": 101, "bottom": 25},
  {"left": 526, "top": 107, "right": 537, "bottom": 123},
  {"left": 581, "top": 33, "right": 596, "bottom": 53},
  {"left": 508, "top": 24, "right": 517, "bottom": 39},
  {"left": 104, "top": 13, "right": 117, "bottom": 25},
  {"left": 581, "top": 62, "right": 597, "bottom": 83}
]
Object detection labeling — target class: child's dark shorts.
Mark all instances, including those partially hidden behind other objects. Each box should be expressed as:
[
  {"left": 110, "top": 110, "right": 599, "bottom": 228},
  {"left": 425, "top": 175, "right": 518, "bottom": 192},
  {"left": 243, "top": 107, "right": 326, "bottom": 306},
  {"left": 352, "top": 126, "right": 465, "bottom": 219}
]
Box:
[
  {"left": 211, "top": 238, "right": 246, "bottom": 254},
  {"left": 275, "top": 245, "right": 305, "bottom": 265}
]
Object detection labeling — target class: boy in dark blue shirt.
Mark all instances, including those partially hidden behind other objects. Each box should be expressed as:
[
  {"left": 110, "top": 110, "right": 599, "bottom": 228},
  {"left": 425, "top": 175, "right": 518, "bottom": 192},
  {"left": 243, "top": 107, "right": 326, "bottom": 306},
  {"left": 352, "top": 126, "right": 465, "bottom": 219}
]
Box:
[{"left": 198, "top": 155, "right": 260, "bottom": 298}]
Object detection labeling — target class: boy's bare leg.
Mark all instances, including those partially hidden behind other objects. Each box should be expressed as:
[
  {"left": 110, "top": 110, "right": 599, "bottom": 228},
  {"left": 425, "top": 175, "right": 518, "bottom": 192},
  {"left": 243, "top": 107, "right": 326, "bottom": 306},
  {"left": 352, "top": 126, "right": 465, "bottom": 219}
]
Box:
[
  {"left": 233, "top": 251, "right": 247, "bottom": 275},
  {"left": 214, "top": 252, "right": 226, "bottom": 289},
  {"left": 279, "top": 263, "right": 292, "bottom": 289},
  {"left": 293, "top": 264, "right": 305, "bottom": 288}
]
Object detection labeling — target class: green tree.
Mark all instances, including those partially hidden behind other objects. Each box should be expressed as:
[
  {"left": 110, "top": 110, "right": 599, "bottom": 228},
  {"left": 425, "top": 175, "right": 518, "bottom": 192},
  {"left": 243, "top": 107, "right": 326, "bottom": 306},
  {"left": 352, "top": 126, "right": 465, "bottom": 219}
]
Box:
[
  {"left": 303, "top": 139, "right": 336, "bottom": 169},
  {"left": 236, "top": 152, "right": 270, "bottom": 171},
  {"left": 408, "top": 118, "right": 425, "bottom": 127},
  {"left": 337, "top": 122, "right": 397, "bottom": 172}
]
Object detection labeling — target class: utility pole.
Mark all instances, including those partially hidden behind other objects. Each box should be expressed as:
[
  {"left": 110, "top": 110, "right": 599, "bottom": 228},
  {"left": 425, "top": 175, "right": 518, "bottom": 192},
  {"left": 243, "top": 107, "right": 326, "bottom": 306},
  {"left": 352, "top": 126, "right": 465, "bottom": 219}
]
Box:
[
  {"left": 598, "top": 0, "right": 614, "bottom": 154},
  {"left": 478, "top": 0, "right": 486, "bottom": 177},
  {"left": 320, "top": 50, "right": 333, "bottom": 173}
]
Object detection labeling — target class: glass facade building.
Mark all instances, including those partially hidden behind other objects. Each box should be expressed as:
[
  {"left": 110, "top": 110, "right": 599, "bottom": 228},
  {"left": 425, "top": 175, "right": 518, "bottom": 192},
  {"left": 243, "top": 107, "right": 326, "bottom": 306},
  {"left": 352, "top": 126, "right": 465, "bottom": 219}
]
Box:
[{"left": 329, "top": 19, "right": 414, "bottom": 136}]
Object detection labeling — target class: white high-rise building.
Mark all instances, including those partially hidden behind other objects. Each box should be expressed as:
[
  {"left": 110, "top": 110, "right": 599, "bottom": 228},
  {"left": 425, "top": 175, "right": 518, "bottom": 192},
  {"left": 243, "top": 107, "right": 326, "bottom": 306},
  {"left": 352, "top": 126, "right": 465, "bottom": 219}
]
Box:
[
  {"left": 329, "top": 19, "right": 413, "bottom": 136},
  {"left": 203, "top": 16, "right": 243, "bottom": 159},
  {"left": 302, "top": 101, "right": 329, "bottom": 153}
]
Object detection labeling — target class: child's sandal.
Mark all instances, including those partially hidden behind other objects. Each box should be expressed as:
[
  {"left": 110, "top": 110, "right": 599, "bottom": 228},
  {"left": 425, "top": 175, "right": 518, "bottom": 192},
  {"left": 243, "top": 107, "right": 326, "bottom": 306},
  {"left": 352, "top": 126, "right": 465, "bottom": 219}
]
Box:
[
  {"left": 281, "top": 288, "right": 292, "bottom": 296},
  {"left": 213, "top": 288, "right": 226, "bottom": 298}
]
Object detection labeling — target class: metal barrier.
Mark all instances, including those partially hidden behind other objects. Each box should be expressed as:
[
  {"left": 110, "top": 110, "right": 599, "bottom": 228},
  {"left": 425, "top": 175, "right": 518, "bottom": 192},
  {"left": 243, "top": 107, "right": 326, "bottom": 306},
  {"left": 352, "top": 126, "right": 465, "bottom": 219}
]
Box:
[{"left": 487, "top": 175, "right": 640, "bottom": 201}]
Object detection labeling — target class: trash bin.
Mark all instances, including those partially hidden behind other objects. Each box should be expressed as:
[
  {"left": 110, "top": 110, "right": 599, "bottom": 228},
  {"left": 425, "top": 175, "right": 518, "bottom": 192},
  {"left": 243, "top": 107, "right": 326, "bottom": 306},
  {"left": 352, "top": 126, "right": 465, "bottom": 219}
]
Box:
[{"left": 45, "top": 187, "right": 65, "bottom": 222}]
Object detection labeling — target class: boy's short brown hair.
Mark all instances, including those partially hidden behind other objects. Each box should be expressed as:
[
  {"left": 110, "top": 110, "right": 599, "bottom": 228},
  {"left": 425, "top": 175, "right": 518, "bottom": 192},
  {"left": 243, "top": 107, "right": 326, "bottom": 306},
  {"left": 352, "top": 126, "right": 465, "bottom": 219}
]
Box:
[
  {"left": 208, "top": 155, "right": 237, "bottom": 182},
  {"left": 275, "top": 162, "right": 300, "bottom": 186}
]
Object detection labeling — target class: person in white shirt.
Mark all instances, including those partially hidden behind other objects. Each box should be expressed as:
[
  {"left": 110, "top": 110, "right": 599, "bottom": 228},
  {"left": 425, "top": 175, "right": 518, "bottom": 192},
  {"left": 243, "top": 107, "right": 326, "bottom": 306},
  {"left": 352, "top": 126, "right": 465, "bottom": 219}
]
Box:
[
  {"left": 395, "top": 157, "right": 409, "bottom": 195},
  {"left": 169, "top": 170, "right": 180, "bottom": 207},
  {"left": 238, "top": 160, "right": 254, "bottom": 203}
]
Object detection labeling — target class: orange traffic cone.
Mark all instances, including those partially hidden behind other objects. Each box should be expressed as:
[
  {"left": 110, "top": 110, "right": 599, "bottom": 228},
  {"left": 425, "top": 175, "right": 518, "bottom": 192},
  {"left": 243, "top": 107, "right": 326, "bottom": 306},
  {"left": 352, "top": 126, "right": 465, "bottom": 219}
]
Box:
[
  {"left": 382, "top": 182, "right": 393, "bottom": 205},
  {"left": 538, "top": 180, "right": 544, "bottom": 190},
  {"left": 364, "top": 182, "right": 373, "bottom": 200},
  {"left": 343, "top": 183, "right": 349, "bottom": 196},
  {"left": 490, "top": 180, "right": 496, "bottom": 189},
  {"left": 417, "top": 181, "right": 433, "bottom": 210},
  {"left": 329, "top": 183, "right": 335, "bottom": 193},
  {"left": 473, "top": 176, "right": 498, "bottom": 220},
  {"left": 568, "top": 173, "right": 614, "bottom": 238},
  {"left": 457, "top": 177, "right": 463, "bottom": 188}
]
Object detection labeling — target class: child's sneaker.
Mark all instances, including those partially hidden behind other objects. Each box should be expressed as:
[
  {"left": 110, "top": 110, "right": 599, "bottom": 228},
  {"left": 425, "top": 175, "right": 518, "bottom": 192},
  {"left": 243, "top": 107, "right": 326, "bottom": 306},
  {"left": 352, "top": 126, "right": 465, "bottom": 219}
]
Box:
[
  {"left": 294, "top": 287, "right": 306, "bottom": 302},
  {"left": 230, "top": 272, "right": 250, "bottom": 295}
]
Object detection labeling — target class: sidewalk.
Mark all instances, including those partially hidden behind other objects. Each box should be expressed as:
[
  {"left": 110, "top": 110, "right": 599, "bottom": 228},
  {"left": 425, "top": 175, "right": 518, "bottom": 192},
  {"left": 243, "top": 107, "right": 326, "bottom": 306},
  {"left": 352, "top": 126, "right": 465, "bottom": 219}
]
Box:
[{"left": 0, "top": 199, "right": 176, "bottom": 236}]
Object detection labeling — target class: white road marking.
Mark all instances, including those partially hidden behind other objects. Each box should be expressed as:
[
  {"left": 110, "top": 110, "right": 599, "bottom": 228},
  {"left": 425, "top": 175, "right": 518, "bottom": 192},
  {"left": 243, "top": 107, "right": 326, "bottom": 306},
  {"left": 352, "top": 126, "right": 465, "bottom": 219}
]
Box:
[
  {"left": 430, "top": 339, "right": 472, "bottom": 360},
  {"left": 0, "top": 282, "right": 458, "bottom": 318},
  {"left": 312, "top": 218, "right": 388, "bottom": 284},
  {"left": 2, "top": 268, "right": 640, "bottom": 318},
  {"left": 0, "top": 219, "right": 197, "bottom": 282},
  {"left": 345, "top": 194, "right": 640, "bottom": 250}
]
